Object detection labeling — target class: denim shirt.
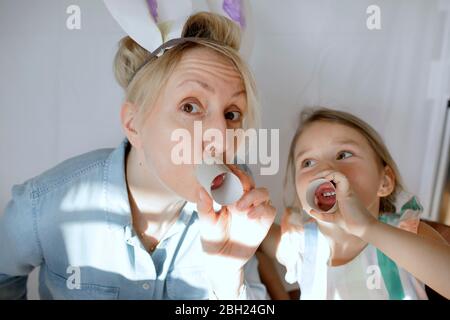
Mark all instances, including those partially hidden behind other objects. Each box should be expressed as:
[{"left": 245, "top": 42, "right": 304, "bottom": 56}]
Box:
[{"left": 0, "top": 139, "right": 267, "bottom": 300}]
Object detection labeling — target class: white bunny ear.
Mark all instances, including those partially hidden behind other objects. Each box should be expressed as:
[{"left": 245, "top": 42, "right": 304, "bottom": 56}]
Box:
[
  {"left": 151, "top": 0, "right": 193, "bottom": 43},
  {"left": 104, "top": 0, "right": 255, "bottom": 60},
  {"left": 205, "top": 0, "right": 255, "bottom": 59},
  {"left": 103, "top": 0, "right": 163, "bottom": 53},
  {"left": 206, "top": 0, "right": 245, "bottom": 27}
]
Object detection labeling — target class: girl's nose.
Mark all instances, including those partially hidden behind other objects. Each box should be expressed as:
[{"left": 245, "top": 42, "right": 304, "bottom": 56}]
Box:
[{"left": 314, "top": 162, "right": 336, "bottom": 177}]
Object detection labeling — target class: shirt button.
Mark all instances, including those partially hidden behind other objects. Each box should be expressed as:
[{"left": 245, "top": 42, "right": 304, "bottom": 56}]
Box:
[{"left": 142, "top": 283, "right": 150, "bottom": 290}]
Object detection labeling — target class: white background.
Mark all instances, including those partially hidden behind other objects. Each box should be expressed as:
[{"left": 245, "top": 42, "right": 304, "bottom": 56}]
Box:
[{"left": 1, "top": 0, "right": 449, "bottom": 299}]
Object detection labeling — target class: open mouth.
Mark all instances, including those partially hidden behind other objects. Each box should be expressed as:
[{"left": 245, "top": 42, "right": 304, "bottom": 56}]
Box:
[
  {"left": 211, "top": 173, "right": 227, "bottom": 190},
  {"left": 314, "top": 181, "right": 336, "bottom": 212}
]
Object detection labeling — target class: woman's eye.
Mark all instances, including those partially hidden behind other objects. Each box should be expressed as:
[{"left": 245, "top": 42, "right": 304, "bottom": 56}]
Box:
[
  {"left": 302, "top": 159, "right": 316, "bottom": 168},
  {"left": 224, "top": 111, "right": 241, "bottom": 121},
  {"left": 181, "top": 102, "right": 202, "bottom": 114},
  {"left": 337, "top": 151, "right": 353, "bottom": 160}
]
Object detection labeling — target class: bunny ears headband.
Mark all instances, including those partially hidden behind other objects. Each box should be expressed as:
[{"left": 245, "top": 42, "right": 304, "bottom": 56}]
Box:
[{"left": 103, "top": 0, "right": 253, "bottom": 58}]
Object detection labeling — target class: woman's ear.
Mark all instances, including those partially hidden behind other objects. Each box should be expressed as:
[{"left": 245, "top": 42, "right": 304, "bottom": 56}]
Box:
[
  {"left": 377, "top": 165, "right": 396, "bottom": 197},
  {"left": 120, "top": 102, "right": 142, "bottom": 148}
]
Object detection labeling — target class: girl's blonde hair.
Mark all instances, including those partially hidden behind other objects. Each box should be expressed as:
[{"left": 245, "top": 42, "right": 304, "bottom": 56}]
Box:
[
  {"left": 284, "top": 107, "right": 405, "bottom": 214},
  {"left": 113, "top": 12, "right": 259, "bottom": 129}
]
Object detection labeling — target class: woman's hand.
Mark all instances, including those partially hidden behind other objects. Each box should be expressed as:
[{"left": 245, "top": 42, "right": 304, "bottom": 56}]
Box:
[
  {"left": 307, "top": 171, "right": 378, "bottom": 238},
  {"left": 196, "top": 164, "right": 276, "bottom": 298}
]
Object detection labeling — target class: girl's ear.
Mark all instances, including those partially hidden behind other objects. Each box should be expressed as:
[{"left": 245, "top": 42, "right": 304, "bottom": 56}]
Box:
[
  {"left": 377, "top": 165, "right": 396, "bottom": 197},
  {"left": 120, "top": 102, "right": 142, "bottom": 149}
]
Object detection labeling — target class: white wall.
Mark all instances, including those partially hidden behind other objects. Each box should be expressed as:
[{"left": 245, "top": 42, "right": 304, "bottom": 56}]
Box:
[
  {"left": 1, "top": 0, "right": 448, "bottom": 299},
  {"left": 249, "top": 0, "right": 449, "bottom": 220}
]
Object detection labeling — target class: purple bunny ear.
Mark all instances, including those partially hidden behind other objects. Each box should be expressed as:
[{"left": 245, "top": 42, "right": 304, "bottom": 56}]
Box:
[
  {"left": 223, "top": 0, "right": 245, "bottom": 28},
  {"left": 146, "top": 0, "right": 159, "bottom": 22}
]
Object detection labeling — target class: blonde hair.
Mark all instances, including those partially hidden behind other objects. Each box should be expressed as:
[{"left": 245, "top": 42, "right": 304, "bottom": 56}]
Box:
[
  {"left": 113, "top": 12, "right": 259, "bottom": 129},
  {"left": 284, "top": 107, "right": 405, "bottom": 214}
]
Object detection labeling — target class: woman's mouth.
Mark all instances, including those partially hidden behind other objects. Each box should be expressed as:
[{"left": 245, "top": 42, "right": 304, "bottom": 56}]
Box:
[
  {"left": 211, "top": 173, "right": 226, "bottom": 190},
  {"left": 314, "top": 181, "right": 336, "bottom": 211}
]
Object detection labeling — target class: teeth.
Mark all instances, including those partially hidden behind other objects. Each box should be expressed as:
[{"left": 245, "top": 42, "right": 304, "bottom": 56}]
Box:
[{"left": 322, "top": 192, "right": 336, "bottom": 197}]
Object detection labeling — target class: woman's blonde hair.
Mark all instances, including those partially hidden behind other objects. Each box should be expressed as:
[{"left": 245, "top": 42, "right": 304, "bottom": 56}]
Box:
[
  {"left": 284, "top": 107, "right": 405, "bottom": 214},
  {"left": 113, "top": 12, "right": 259, "bottom": 129}
]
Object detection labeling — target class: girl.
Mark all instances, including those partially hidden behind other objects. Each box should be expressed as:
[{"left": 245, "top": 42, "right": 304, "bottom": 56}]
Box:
[
  {"left": 0, "top": 12, "right": 275, "bottom": 300},
  {"left": 260, "top": 108, "right": 450, "bottom": 299}
]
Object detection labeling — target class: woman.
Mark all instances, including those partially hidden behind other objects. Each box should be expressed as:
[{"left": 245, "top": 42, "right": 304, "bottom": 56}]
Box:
[{"left": 0, "top": 12, "right": 276, "bottom": 300}]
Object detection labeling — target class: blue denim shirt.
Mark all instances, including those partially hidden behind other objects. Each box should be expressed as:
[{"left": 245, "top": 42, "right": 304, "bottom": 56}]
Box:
[{"left": 0, "top": 139, "right": 267, "bottom": 300}]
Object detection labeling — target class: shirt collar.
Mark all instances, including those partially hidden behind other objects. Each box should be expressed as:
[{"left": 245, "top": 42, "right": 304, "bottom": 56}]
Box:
[
  {"left": 124, "top": 203, "right": 198, "bottom": 249},
  {"left": 103, "top": 137, "right": 133, "bottom": 230},
  {"left": 162, "top": 202, "right": 198, "bottom": 241}
]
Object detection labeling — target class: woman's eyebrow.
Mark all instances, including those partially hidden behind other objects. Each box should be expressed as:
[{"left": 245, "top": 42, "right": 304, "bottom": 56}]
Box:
[
  {"left": 177, "top": 79, "right": 215, "bottom": 93},
  {"left": 177, "top": 79, "right": 245, "bottom": 98}
]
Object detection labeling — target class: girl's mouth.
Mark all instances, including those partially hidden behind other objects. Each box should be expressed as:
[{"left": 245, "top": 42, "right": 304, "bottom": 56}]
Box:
[
  {"left": 211, "top": 173, "right": 226, "bottom": 190},
  {"left": 314, "top": 181, "right": 336, "bottom": 211}
]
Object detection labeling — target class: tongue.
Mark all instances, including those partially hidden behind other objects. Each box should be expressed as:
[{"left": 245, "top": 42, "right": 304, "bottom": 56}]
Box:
[
  {"left": 314, "top": 182, "right": 336, "bottom": 211},
  {"left": 211, "top": 173, "right": 226, "bottom": 190}
]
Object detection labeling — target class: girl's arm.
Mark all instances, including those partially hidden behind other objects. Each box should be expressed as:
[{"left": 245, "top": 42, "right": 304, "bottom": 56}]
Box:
[
  {"left": 361, "top": 219, "right": 450, "bottom": 298},
  {"left": 255, "top": 250, "right": 290, "bottom": 299},
  {"left": 308, "top": 171, "right": 450, "bottom": 299},
  {"left": 259, "top": 224, "right": 281, "bottom": 260}
]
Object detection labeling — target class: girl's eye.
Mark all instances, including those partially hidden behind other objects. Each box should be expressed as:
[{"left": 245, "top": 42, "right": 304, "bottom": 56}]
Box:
[
  {"left": 337, "top": 151, "right": 353, "bottom": 160},
  {"left": 224, "top": 111, "right": 242, "bottom": 121},
  {"left": 181, "top": 102, "right": 202, "bottom": 114},
  {"left": 302, "top": 159, "right": 317, "bottom": 168}
]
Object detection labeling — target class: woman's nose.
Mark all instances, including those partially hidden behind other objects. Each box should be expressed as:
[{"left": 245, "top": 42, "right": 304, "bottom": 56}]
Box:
[{"left": 202, "top": 115, "right": 233, "bottom": 159}]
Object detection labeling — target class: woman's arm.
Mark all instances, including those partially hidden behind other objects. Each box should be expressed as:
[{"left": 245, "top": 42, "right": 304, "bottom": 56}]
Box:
[
  {"left": 196, "top": 165, "right": 276, "bottom": 299},
  {"left": 0, "top": 180, "right": 43, "bottom": 299}
]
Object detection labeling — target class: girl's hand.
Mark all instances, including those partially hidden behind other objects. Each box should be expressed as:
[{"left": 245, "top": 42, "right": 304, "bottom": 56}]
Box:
[
  {"left": 196, "top": 164, "right": 276, "bottom": 297},
  {"left": 308, "top": 172, "right": 450, "bottom": 299},
  {"left": 308, "top": 171, "right": 378, "bottom": 238}
]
